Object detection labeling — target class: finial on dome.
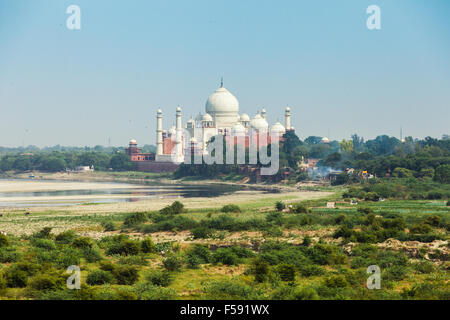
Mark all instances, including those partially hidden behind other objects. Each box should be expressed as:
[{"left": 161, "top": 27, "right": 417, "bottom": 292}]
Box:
[{"left": 220, "top": 77, "right": 224, "bottom": 88}]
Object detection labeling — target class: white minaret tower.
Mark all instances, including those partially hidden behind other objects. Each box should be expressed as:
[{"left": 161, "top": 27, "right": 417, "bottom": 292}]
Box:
[
  {"left": 156, "top": 108, "right": 163, "bottom": 156},
  {"left": 285, "top": 106, "right": 291, "bottom": 130},
  {"left": 175, "top": 106, "right": 183, "bottom": 162},
  {"left": 261, "top": 108, "right": 266, "bottom": 120}
]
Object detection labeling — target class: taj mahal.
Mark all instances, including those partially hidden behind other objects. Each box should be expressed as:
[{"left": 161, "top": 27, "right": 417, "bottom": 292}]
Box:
[{"left": 126, "top": 81, "right": 294, "bottom": 170}]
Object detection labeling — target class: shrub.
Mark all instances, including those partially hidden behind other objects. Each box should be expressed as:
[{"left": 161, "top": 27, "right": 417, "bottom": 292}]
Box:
[
  {"left": 31, "top": 238, "right": 56, "bottom": 251},
  {"left": 247, "top": 258, "right": 270, "bottom": 283},
  {"left": 204, "top": 280, "right": 255, "bottom": 300},
  {"left": 191, "top": 226, "right": 214, "bottom": 239},
  {"left": 86, "top": 270, "right": 114, "bottom": 285},
  {"left": 4, "top": 268, "right": 28, "bottom": 288},
  {"left": 302, "top": 235, "right": 312, "bottom": 246},
  {"left": 114, "top": 265, "right": 139, "bottom": 285},
  {"left": 213, "top": 249, "right": 239, "bottom": 266},
  {"left": 141, "top": 238, "right": 157, "bottom": 253},
  {"left": 99, "top": 260, "right": 116, "bottom": 273},
  {"left": 55, "top": 247, "right": 82, "bottom": 268},
  {"left": 289, "top": 203, "right": 309, "bottom": 214},
  {"left": 324, "top": 275, "right": 349, "bottom": 288},
  {"left": 276, "top": 264, "right": 296, "bottom": 282},
  {"left": 55, "top": 230, "right": 77, "bottom": 244},
  {"left": 426, "top": 191, "right": 443, "bottom": 200},
  {"left": 0, "top": 233, "right": 10, "bottom": 248},
  {"left": 106, "top": 238, "right": 141, "bottom": 256},
  {"left": 123, "top": 212, "right": 148, "bottom": 227},
  {"left": 160, "top": 201, "right": 185, "bottom": 215},
  {"left": 220, "top": 204, "right": 241, "bottom": 213},
  {"left": 102, "top": 221, "right": 118, "bottom": 232},
  {"left": 410, "top": 223, "right": 433, "bottom": 234},
  {"left": 146, "top": 270, "right": 173, "bottom": 287},
  {"left": 72, "top": 237, "right": 93, "bottom": 249},
  {"left": 118, "top": 255, "right": 148, "bottom": 266},
  {"left": 275, "top": 201, "right": 286, "bottom": 212},
  {"left": 292, "top": 286, "right": 319, "bottom": 300},
  {"left": 424, "top": 215, "right": 441, "bottom": 227},
  {"left": 357, "top": 207, "right": 373, "bottom": 215},
  {"left": 364, "top": 192, "right": 380, "bottom": 202},
  {"left": 163, "top": 255, "right": 183, "bottom": 272},
  {"left": 83, "top": 246, "right": 103, "bottom": 263},
  {"left": 32, "top": 227, "right": 53, "bottom": 239},
  {"left": 413, "top": 261, "right": 435, "bottom": 274},
  {"left": 186, "top": 244, "right": 211, "bottom": 265},
  {"left": 30, "top": 274, "right": 64, "bottom": 292},
  {"left": 266, "top": 212, "right": 283, "bottom": 225},
  {"left": 0, "top": 247, "right": 20, "bottom": 263}
]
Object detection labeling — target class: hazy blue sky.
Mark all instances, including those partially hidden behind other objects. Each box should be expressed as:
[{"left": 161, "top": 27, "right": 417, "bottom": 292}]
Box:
[{"left": 0, "top": 0, "right": 449, "bottom": 147}]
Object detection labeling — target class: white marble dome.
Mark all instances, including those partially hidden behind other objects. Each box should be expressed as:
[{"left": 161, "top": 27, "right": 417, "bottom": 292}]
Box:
[
  {"left": 270, "top": 122, "right": 286, "bottom": 134},
  {"left": 231, "top": 122, "right": 246, "bottom": 135},
  {"left": 205, "top": 87, "right": 239, "bottom": 114},
  {"left": 240, "top": 113, "right": 250, "bottom": 122},
  {"left": 250, "top": 114, "right": 269, "bottom": 131},
  {"left": 202, "top": 113, "right": 213, "bottom": 122},
  {"left": 129, "top": 139, "right": 137, "bottom": 145},
  {"left": 205, "top": 86, "right": 239, "bottom": 128}
]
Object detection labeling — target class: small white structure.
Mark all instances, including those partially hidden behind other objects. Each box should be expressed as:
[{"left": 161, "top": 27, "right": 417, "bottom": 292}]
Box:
[
  {"left": 327, "top": 202, "right": 336, "bottom": 209},
  {"left": 74, "top": 166, "right": 94, "bottom": 172}
]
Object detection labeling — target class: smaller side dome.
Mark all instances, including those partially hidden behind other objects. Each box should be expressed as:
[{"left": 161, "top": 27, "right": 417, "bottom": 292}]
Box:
[
  {"left": 231, "top": 122, "right": 246, "bottom": 135},
  {"left": 202, "top": 113, "right": 213, "bottom": 122},
  {"left": 285, "top": 106, "right": 291, "bottom": 112},
  {"left": 176, "top": 106, "right": 182, "bottom": 112},
  {"left": 250, "top": 114, "right": 269, "bottom": 130},
  {"left": 240, "top": 113, "right": 250, "bottom": 121},
  {"left": 157, "top": 109, "right": 162, "bottom": 114},
  {"left": 321, "top": 137, "right": 330, "bottom": 143},
  {"left": 271, "top": 122, "right": 286, "bottom": 134}
]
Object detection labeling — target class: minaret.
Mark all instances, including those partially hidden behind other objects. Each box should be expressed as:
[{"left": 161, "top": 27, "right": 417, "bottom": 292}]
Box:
[
  {"left": 156, "top": 109, "right": 163, "bottom": 156},
  {"left": 176, "top": 106, "right": 183, "bottom": 161},
  {"left": 261, "top": 108, "right": 266, "bottom": 119},
  {"left": 285, "top": 106, "right": 291, "bottom": 130}
]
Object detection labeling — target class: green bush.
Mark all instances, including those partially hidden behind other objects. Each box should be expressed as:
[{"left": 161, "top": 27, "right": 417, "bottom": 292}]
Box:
[
  {"left": 163, "top": 255, "right": 183, "bottom": 272},
  {"left": 0, "top": 247, "right": 20, "bottom": 263},
  {"left": 276, "top": 264, "right": 296, "bottom": 282},
  {"left": 424, "top": 215, "right": 441, "bottom": 227},
  {"left": 83, "top": 246, "right": 103, "bottom": 263},
  {"left": 204, "top": 280, "right": 255, "bottom": 300},
  {"left": 4, "top": 268, "right": 28, "bottom": 288},
  {"left": 114, "top": 265, "right": 139, "bottom": 285},
  {"left": 55, "top": 230, "right": 77, "bottom": 244},
  {"left": 86, "top": 270, "right": 114, "bottom": 285},
  {"left": 160, "top": 201, "right": 185, "bottom": 215},
  {"left": 141, "top": 238, "right": 157, "bottom": 253},
  {"left": 123, "top": 212, "right": 148, "bottom": 227},
  {"left": 213, "top": 249, "right": 240, "bottom": 266},
  {"left": 146, "top": 270, "right": 173, "bottom": 287},
  {"left": 220, "top": 204, "right": 241, "bottom": 213},
  {"left": 364, "top": 192, "right": 380, "bottom": 202},
  {"left": 32, "top": 227, "right": 53, "bottom": 239},
  {"left": 0, "top": 233, "right": 10, "bottom": 248},
  {"left": 289, "top": 203, "right": 308, "bottom": 214},
  {"left": 106, "top": 238, "right": 141, "bottom": 256},
  {"left": 247, "top": 258, "right": 270, "bottom": 283},
  {"left": 72, "top": 237, "right": 93, "bottom": 249},
  {"left": 30, "top": 274, "right": 64, "bottom": 292},
  {"left": 275, "top": 201, "right": 286, "bottom": 212},
  {"left": 191, "top": 226, "right": 214, "bottom": 239},
  {"left": 31, "top": 238, "right": 56, "bottom": 251},
  {"left": 101, "top": 221, "right": 118, "bottom": 232},
  {"left": 410, "top": 223, "right": 433, "bottom": 234}
]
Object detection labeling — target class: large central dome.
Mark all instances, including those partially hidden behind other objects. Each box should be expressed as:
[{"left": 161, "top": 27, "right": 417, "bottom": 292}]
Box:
[{"left": 205, "top": 86, "right": 239, "bottom": 129}]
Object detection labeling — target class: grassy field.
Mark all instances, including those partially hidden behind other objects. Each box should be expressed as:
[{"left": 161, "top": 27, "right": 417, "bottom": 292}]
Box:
[{"left": 0, "top": 187, "right": 448, "bottom": 300}]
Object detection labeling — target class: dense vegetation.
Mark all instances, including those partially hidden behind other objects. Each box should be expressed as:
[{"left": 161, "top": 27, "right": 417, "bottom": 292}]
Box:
[{"left": 1, "top": 198, "right": 447, "bottom": 300}]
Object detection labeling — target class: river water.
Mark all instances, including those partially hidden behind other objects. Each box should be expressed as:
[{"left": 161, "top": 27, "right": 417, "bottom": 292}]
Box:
[{"left": 0, "top": 179, "right": 256, "bottom": 207}]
